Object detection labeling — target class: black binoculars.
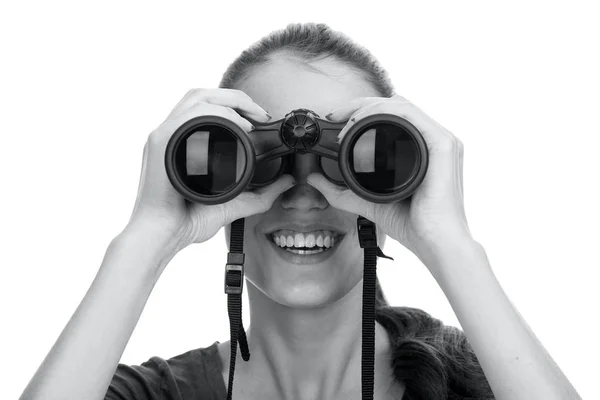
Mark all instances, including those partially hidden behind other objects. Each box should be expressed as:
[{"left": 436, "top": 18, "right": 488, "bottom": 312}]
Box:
[{"left": 165, "top": 108, "right": 428, "bottom": 204}]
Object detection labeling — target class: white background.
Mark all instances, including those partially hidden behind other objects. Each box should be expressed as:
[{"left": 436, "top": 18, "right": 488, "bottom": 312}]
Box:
[{"left": 1, "top": 1, "right": 598, "bottom": 398}]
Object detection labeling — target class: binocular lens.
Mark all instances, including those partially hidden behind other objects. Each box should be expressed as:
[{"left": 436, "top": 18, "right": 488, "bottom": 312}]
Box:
[
  {"left": 347, "top": 122, "right": 419, "bottom": 194},
  {"left": 178, "top": 125, "right": 247, "bottom": 196}
]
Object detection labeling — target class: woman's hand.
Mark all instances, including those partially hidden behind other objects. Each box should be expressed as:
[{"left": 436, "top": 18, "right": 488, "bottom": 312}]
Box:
[
  {"left": 307, "top": 95, "right": 474, "bottom": 271},
  {"left": 125, "top": 88, "right": 295, "bottom": 260}
]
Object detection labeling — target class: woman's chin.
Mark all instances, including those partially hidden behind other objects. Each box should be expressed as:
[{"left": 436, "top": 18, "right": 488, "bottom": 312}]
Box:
[
  {"left": 272, "top": 279, "right": 359, "bottom": 308},
  {"left": 272, "top": 292, "right": 338, "bottom": 309},
  {"left": 244, "top": 278, "right": 338, "bottom": 308}
]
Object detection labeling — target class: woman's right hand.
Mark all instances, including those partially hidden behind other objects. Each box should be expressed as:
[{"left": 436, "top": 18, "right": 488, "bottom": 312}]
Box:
[{"left": 123, "top": 88, "right": 295, "bottom": 260}]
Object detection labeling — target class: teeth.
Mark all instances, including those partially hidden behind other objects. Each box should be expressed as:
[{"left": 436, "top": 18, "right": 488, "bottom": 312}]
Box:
[
  {"left": 294, "top": 233, "right": 304, "bottom": 248},
  {"left": 316, "top": 235, "right": 324, "bottom": 247},
  {"left": 270, "top": 229, "right": 341, "bottom": 249}
]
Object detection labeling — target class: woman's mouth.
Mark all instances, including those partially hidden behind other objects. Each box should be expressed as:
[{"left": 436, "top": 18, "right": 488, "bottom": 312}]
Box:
[{"left": 265, "top": 229, "right": 346, "bottom": 262}]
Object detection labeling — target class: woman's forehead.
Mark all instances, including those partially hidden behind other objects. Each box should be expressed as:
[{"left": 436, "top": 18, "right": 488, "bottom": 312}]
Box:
[{"left": 235, "top": 58, "right": 380, "bottom": 119}]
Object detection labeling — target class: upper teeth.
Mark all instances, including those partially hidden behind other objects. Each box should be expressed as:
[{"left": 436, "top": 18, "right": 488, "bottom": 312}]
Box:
[{"left": 270, "top": 230, "right": 340, "bottom": 248}]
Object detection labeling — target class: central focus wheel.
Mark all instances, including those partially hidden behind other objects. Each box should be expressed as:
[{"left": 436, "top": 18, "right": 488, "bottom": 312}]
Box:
[{"left": 281, "top": 109, "right": 320, "bottom": 152}]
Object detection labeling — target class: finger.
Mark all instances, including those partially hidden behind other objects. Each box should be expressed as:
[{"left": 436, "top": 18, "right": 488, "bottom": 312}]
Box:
[
  {"left": 326, "top": 95, "right": 409, "bottom": 122},
  {"left": 170, "top": 88, "right": 271, "bottom": 123},
  {"left": 305, "top": 173, "right": 376, "bottom": 220},
  {"left": 168, "top": 102, "right": 255, "bottom": 134},
  {"left": 336, "top": 107, "right": 371, "bottom": 142},
  {"left": 325, "top": 97, "right": 384, "bottom": 121},
  {"left": 347, "top": 98, "right": 455, "bottom": 157},
  {"left": 375, "top": 100, "right": 464, "bottom": 198},
  {"left": 333, "top": 97, "right": 410, "bottom": 142},
  {"left": 390, "top": 94, "right": 410, "bottom": 102},
  {"left": 223, "top": 174, "right": 296, "bottom": 222},
  {"left": 166, "top": 89, "right": 200, "bottom": 119},
  {"left": 142, "top": 130, "right": 188, "bottom": 206}
]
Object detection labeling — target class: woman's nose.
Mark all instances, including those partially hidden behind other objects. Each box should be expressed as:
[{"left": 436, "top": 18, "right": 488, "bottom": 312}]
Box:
[{"left": 279, "top": 153, "right": 329, "bottom": 211}]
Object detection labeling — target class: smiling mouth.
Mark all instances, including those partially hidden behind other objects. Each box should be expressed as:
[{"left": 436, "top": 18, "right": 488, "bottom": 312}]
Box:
[{"left": 265, "top": 229, "right": 345, "bottom": 255}]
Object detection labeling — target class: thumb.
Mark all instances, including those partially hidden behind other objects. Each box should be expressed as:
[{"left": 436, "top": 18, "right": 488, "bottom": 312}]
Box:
[
  {"left": 306, "top": 173, "right": 375, "bottom": 218},
  {"left": 224, "top": 174, "right": 296, "bottom": 221},
  {"left": 305, "top": 173, "right": 347, "bottom": 206}
]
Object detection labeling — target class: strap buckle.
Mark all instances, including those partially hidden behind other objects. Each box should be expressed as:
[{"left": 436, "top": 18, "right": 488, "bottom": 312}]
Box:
[
  {"left": 224, "top": 252, "right": 245, "bottom": 295},
  {"left": 357, "top": 216, "right": 395, "bottom": 260},
  {"left": 357, "top": 216, "right": 377, "bottom": 249}
]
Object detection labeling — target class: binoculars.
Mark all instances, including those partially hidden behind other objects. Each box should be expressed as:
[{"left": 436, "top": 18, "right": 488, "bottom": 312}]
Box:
[{"left": 165, "top": 108, "right": 428, "bottom": 204}]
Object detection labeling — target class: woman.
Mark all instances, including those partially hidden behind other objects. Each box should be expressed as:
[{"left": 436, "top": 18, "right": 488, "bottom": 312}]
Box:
[{"left": 20, "top": 23, "right": 581, "bottom": 400}]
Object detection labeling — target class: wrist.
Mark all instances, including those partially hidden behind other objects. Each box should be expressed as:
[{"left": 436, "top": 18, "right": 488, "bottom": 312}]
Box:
[
  {"left": 111, "top": 224, "right": 182, "bottom": 279},
  {"left": 415, "top": 236, "right": 491, "bottom": 282}
]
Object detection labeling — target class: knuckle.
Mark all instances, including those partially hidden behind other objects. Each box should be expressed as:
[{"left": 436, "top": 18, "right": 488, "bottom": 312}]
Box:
[
  {"left": 222, "top": 105, "right": 240, "bottom": 118},
  {"left": 217, "top": 204, "right": 231, "bottom": 225},
  {"left": 369, "top": 99, "right": 387, "bottom": 109},
  {"left": 146, "top": 130, "right": 164, "bottom": 151},
  {"left": 435, "top": 135, "right": 456, "bottom": 153},
  {"left": 230, "top": 88, "right": 250, "bottom": 99},
  {"left": 148, "top": 128, "right": 168, "bottom": 146},
  {"left": 189, "top": 101, "right": 220, "bottom": 118},
  {"left": 147, "top": 129, "right": 160, "bottom": 144},
  {"left": 202, "top": 92, "right": 217, "bottom": 103},
  {"left": 403, "top": 103, "right": 419, "bottom": 115},
  {"left": 184, "top": 88, "right": 205, "bottom": 101}
]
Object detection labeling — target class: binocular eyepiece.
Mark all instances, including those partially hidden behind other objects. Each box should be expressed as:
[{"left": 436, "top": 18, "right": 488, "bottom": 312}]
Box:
[{"left": 165, "top": 109, "right": 428, "bottom": 204}]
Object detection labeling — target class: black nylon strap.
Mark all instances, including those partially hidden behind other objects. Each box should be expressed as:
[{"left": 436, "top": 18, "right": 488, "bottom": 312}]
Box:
[
  {"left": 362, "top": 239, "right": 377, "bottom": 400},
  {"left": 225, "top": 218, "right": 250, "bottom": 400},
  {"left": 358, "top": 215, "right": 393, "bottom": 400}
]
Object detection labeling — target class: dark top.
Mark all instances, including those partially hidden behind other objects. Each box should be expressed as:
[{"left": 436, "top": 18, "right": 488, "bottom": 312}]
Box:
[
  {"left": 106, "top": 341, "right": 226, "bottom": 400},
  {"left": 104, "top": 307, "right": 495, "bottom": 400}
]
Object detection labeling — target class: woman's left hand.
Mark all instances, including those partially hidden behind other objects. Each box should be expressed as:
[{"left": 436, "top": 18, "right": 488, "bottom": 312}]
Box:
[{"left": 306, "top": 95, "right": 474, "bottom": 270}]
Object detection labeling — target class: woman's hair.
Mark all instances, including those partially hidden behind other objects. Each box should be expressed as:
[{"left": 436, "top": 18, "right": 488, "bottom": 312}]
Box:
[
  {"left": 219, "top": 22, "right": 394, "bottom": 97},
  {"left": 220, "top": 22, "right": 494, "bottom": 399}
]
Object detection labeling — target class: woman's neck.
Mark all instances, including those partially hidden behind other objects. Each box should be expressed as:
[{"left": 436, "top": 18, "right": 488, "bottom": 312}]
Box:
[{"left": 220, "top": 280, "right": 399, "bottom": 400}]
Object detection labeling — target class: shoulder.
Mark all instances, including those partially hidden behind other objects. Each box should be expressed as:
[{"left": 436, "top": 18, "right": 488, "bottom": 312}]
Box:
[
  {"left": 377, "top": 306, "right": 495, "bottom": 400},
  {"left": 106, "top": 342, "right": 225, "bottom": 400}
]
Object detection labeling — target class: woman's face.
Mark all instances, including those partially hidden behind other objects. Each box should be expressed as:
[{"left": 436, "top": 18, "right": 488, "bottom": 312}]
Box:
[{"left": 227, "top": 55, "right": 385, "bottom": 308}]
